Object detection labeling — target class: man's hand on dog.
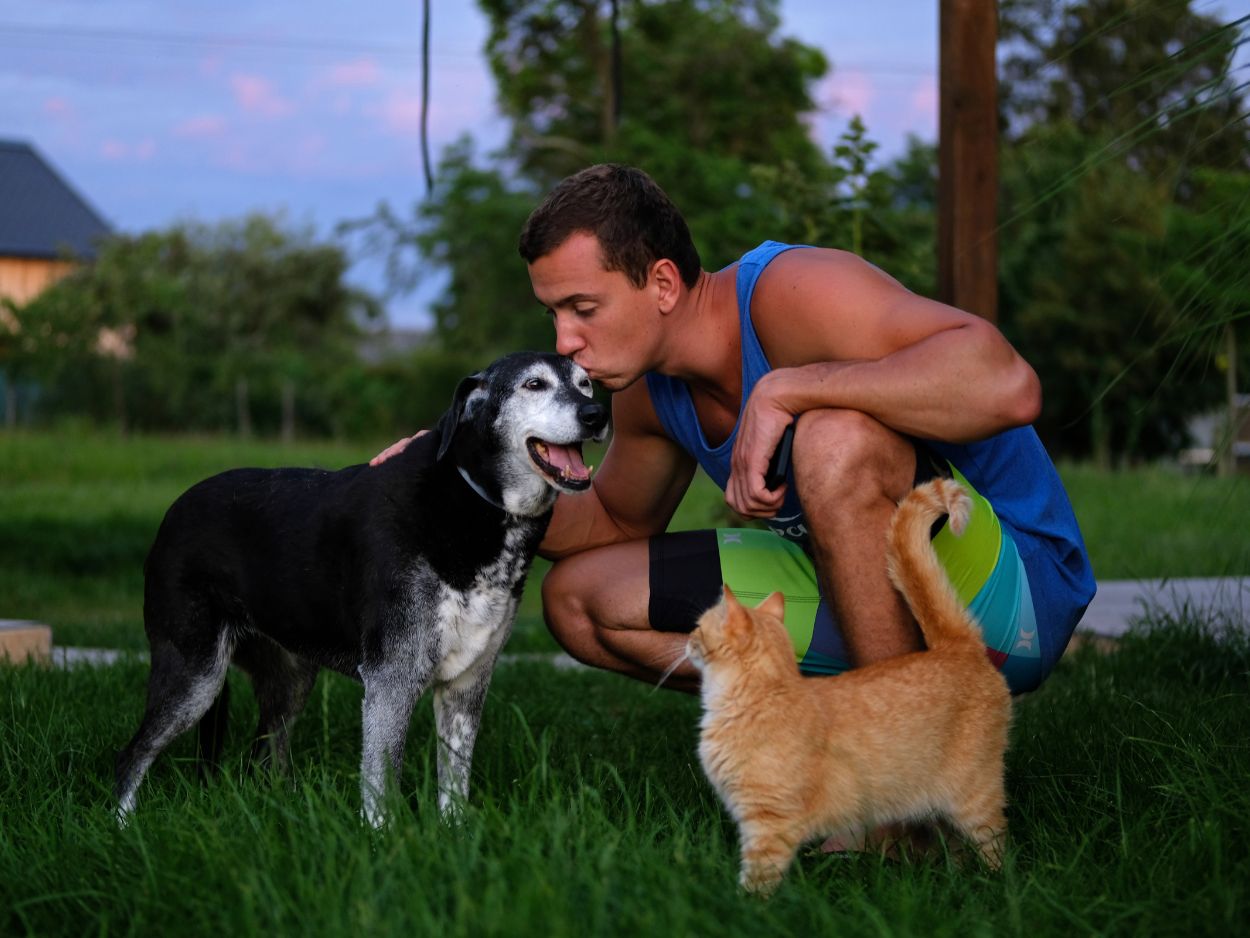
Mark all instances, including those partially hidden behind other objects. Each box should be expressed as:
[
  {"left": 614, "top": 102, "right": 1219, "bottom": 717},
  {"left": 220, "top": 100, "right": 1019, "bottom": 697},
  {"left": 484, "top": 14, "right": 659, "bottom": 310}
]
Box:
[{"left": 370, "top": 431, "right": 429, "bottom": 466}]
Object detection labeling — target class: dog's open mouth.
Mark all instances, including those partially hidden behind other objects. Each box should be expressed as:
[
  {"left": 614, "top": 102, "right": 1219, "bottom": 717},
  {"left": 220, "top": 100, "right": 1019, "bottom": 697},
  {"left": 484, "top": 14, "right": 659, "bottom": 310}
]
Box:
[{"left": 528, "top": 439, "right": 593, "bottom": 491}]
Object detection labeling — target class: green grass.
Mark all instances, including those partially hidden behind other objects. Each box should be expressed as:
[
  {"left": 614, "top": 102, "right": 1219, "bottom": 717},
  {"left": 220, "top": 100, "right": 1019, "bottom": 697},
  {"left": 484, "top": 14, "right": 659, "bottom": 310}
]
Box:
[
  {"left": 2, "top": 613, "right": 1248, "bottom": 936},
  {"left": 2, "top": 430, "right": 1248, "bottom": 650},
  {"left": 1059, "top": 463, "right": 1250, "bottom": 580},
  {"left": 2, "top": 430, "right": 1248, "bottom": 933}
]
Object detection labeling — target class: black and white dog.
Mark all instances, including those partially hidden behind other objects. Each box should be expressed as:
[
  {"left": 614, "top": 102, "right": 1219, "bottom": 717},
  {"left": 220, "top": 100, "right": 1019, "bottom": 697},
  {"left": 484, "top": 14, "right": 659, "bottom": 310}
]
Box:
[{"left": 116, "top": 352, "right": 608, "bottom": 825}]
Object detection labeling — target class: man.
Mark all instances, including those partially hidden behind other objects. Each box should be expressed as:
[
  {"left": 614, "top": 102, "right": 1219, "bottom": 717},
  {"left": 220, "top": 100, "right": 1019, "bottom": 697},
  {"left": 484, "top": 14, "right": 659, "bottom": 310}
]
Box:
[{"left": 377, "top": 164, "right": 1095, "bottom": 696}]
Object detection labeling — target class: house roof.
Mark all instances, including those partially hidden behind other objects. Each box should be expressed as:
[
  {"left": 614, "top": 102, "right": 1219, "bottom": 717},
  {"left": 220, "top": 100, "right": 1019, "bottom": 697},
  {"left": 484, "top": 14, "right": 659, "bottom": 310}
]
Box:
[{"left": 0, "top": 140, "right": 112, "bottom": 260}]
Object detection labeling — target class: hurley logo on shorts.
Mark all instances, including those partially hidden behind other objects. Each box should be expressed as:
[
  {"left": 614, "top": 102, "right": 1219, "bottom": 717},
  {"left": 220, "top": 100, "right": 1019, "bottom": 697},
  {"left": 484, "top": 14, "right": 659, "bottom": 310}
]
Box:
[{"left": 768, "top": 512, "right": 809, "bottom": 544}]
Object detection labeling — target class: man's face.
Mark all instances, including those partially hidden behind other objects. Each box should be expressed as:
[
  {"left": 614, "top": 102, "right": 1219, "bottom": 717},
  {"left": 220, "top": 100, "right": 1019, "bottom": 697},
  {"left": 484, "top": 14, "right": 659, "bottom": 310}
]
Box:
[{"left": 527, "top": 231, "right": 661, "bottom": 391}]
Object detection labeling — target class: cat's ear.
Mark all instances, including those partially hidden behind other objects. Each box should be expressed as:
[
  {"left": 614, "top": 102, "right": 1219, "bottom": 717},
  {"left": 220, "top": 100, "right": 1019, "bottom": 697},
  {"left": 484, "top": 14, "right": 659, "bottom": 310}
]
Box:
[
  {"left": 757, "top": 591, "right": 785, "bottom": 621},
  {"left": 721, "top": 583, "right": 741, "bottom": 608}
]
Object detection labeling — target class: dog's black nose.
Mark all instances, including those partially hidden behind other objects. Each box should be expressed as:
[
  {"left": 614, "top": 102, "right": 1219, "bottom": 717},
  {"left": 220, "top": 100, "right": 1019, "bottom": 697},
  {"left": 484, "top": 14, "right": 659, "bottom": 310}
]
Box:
[{"left": 579, "top": 401, "right": 608, "bottom": 432}]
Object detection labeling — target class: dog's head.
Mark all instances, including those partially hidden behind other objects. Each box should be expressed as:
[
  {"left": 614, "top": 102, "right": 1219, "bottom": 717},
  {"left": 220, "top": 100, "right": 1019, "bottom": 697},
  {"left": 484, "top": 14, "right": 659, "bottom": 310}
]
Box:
[{"left": 435, "top": 352, "right": 610, "bottom": 516}]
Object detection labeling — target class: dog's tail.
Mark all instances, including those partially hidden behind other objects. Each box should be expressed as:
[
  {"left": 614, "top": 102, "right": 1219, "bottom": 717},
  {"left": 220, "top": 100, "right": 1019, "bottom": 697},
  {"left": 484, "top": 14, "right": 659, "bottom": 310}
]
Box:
[
  {"left": 196, "top": 680, "right": 230, "bottom": 782},
  {"left": 886, "top": 478, "right": 985, "bottom": 653}
]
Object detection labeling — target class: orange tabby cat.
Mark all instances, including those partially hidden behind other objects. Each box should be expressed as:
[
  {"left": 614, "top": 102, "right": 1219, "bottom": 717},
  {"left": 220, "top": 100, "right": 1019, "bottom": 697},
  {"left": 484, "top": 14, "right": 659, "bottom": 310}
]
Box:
[{"left": 688, "top": 478, "right": 1012, "bottom": 894}]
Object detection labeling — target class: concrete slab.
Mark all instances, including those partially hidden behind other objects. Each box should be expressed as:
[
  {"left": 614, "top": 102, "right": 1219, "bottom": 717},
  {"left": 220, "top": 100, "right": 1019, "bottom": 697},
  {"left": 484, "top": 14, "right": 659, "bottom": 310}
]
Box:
[
  {"left": 1076, "top": 577, "right": 1250, "bottom": 637},
  {"left": 19, "top": 579, "right": 1250, "bottom": 671}
]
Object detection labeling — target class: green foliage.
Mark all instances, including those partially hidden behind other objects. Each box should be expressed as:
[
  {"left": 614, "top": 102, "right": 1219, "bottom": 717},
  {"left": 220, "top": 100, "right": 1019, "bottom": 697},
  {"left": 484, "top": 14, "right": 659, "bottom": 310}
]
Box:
[
  {"left": 481, "top": 0, "right": 827, "bottom": 186},
  {"left": 11, "top": 216, "right": 380, "bottom": 436},
  {"left": 996, "top": 1, "right": 1250, "bottom": 463},
  {"left": 327, "top": 346, "right": 489, "bottom": 440},
  {"left": 1000, "top": 0, "right": 1250, "bottom": 183},
  {"left": 751, "top": 121, "right": 938, "bottom": 296},
  {"left": 1000, "top": 122, "right": 1214, "bottom": 464}
]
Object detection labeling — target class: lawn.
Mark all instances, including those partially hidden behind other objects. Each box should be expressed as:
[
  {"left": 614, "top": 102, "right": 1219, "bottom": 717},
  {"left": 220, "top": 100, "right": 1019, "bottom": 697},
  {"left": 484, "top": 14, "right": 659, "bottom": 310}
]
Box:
[
  {"left": 2, "top": 429, "right": 1248, "bottom": 935},
  {"left": 2, "top": 430, "right": 1249, "bottom": 650},
  {"left": 1, "top": 614, "right": 1248, "bottom": 935}
]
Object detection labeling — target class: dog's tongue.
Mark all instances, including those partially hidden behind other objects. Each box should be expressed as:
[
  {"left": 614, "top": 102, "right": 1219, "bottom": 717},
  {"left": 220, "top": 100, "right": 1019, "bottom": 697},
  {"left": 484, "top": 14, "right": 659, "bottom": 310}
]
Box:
[{"left": 544, "top": 442, "right": 591, "bottom": 480}]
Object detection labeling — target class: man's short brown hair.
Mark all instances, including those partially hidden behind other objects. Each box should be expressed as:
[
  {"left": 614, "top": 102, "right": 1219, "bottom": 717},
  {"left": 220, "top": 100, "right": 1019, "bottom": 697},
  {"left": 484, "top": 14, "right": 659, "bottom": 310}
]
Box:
[{"left": 518, "top": 164, "right": 701, "bottom": 289}]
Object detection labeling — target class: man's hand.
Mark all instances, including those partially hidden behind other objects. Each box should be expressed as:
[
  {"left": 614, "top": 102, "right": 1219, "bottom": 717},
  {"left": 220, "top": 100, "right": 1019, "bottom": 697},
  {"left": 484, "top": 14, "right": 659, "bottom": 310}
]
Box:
[
  {"left": 726, "top": 371, "right": 795, "bottom": 518},
  {"left": 369, "top": 431, "right": 428, "bottom": 466}
]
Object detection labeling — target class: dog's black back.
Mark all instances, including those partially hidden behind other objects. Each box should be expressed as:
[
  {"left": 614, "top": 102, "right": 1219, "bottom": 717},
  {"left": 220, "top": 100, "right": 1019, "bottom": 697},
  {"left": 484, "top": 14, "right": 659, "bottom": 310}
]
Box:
[{"left": 143, "top": 433, "right": 546, "bottom": 673}]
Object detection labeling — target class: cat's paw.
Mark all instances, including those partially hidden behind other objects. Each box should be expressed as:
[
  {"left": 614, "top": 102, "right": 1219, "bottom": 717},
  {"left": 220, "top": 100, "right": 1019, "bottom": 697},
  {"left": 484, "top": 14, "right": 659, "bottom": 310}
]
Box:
[{"left": 739, "top": 864, "right": 783, "bottom": 897}]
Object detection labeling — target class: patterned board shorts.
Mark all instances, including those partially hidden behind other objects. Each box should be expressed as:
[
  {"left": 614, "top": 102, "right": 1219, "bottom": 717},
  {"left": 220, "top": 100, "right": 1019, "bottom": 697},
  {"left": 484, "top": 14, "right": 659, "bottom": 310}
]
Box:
[{"left": 648, "top": 468, "right": 1055, "bottom": 695}]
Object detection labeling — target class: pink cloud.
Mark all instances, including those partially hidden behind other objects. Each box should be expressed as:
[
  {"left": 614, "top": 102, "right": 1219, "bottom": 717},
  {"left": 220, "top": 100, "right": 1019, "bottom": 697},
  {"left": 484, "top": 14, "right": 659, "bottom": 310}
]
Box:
[
  {"left": 291, "top": 133, "right": 329, "bottom": 172},
  {"left": 908, "top": 75, "right": 939, "bottom": 123},
  {"left": 174, "top": 115, "right": 228, "bottom": 138},
  {"left": 327, "top": 58, "right": 380, "bottom": 87},
  {"left": 369, "top": 79, "right": 494, "bottom": 139},
  {"left": 230, "top": 74, "right": 294, "bottom": 118},
  {"left": 100, "top": 138, "right": 156, "bottom": 162},
  {"left": 44, "top": 96, "right": 75, "bottom": 118},
  {"left": 199, "top": 53, "right": 224, "bottom": 78},
  {"left": 375, "top": 90, "right": 423, "bottom": 136},
  {"left": 825, "top": 69, "right": 875, "bottom": 118}
]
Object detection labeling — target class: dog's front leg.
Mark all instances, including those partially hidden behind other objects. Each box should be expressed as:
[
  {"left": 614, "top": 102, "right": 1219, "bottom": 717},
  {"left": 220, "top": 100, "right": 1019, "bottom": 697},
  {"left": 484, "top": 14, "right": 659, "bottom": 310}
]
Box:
[
  {"left": 432, "top": 628, "right": 509, "bottom": 819},
  {"left": 359, "top": 654, "right": 432, "bottom": 828}
]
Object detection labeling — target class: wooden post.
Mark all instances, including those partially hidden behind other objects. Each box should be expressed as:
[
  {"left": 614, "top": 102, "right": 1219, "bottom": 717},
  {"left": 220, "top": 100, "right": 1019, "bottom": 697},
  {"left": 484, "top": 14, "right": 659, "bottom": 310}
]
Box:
[
  {"left": 0, "top": 621, "right": 52, "bottom": 664},
  {"left": 939, "top": 0, "right": 999, "bottom": 323}
]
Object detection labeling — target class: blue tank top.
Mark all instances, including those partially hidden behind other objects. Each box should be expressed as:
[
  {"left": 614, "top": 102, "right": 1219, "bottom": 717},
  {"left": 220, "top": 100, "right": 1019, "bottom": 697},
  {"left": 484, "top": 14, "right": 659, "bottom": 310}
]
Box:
[{"left": 644, "top": 240, "right": 1096, "bottom": 605}]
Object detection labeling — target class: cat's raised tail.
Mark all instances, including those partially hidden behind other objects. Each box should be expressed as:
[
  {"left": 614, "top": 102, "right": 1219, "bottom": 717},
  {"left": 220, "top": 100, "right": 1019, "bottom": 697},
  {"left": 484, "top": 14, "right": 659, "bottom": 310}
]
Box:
[{"left": 886, "top": 478, "right": 984, "bottom": 653}]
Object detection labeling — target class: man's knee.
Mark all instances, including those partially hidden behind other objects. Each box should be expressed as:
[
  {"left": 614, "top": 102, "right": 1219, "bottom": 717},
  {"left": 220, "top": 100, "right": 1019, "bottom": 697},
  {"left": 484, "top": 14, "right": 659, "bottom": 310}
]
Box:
[
  {"left": 541, "top": 559, "right": 593, "bottom": 647},
  {"left": 791, "top": 408, "right": 916, "bottom": 502}
]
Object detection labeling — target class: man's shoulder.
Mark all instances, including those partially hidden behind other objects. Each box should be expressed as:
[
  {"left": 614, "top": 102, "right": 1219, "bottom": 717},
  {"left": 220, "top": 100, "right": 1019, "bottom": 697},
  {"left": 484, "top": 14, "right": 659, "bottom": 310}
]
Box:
[
  {"left": 749, "top": 247, "right": 892, "bottom": 364},
  {"left": 753, "top": 245, "right": 873, "bottom": 293}
]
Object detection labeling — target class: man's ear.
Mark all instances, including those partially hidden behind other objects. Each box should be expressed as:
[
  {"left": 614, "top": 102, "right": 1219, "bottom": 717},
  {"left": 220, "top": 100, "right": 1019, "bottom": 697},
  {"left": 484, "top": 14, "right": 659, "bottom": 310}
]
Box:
[
  {"left": 436, "top": 373, "right": 482, "bottom": 461},
  {"left": 651, "top": 258, "right": 683, "bottom": 314}
]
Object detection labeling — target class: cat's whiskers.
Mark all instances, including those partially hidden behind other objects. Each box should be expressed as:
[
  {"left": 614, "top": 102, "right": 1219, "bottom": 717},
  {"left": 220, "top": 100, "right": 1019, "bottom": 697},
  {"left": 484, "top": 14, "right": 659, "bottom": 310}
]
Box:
[{"left": 653, "top": 647, "right": 691, "bottom": 692}]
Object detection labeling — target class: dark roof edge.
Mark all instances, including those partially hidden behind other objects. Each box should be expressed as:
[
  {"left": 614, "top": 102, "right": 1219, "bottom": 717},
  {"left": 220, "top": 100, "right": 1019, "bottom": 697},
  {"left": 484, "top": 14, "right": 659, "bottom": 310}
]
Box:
[{"left": 0, "top": 139, "right": 115, "bottom": 238}]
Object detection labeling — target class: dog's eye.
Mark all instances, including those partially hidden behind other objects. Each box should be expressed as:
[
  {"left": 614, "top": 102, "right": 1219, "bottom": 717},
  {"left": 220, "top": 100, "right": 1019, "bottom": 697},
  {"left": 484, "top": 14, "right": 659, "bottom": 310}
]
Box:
[{"left": 523, "top": 377, "right": 548, "bottom": 391}]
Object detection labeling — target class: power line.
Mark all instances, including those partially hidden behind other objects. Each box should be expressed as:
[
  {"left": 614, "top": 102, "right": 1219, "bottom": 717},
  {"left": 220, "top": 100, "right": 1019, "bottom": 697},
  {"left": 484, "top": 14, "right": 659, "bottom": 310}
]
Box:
[
  {"left": 0, "top": 21, "right": 936, "bottom": 76},
  {"left": 0, "top": 22, "right": 481, "bottom": 61}
]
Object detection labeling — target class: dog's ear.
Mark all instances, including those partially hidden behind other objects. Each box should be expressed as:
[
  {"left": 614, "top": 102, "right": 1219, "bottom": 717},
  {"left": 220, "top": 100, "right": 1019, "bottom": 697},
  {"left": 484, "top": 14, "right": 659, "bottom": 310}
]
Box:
[{"left": 436, "top": 373, "right": 483, "bottom": 461}]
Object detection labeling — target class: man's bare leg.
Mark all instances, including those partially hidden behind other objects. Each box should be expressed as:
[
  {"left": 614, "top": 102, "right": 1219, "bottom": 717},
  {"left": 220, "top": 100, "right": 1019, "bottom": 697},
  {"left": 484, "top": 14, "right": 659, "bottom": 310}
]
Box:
[
  {"left": 542, "top": 540, "right": 700, "bottom": 693},
  {"left": 792, "top": 408, "right": 932, "bottom": 855},
  {"left": 791, "top": 407, "right": 923, "bottom": 664}
]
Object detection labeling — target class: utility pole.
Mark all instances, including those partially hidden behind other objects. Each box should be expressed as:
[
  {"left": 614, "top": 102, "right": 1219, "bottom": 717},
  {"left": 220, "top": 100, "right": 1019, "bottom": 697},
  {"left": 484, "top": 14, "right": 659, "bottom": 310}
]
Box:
[{"left": 938, "top": 0, "right": 998, "bottom": 323}]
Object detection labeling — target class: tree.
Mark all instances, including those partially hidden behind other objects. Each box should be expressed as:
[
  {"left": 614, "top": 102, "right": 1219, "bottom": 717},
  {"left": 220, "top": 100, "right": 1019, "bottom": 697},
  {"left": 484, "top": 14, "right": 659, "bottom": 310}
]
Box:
[
  {"left": 16, "top": 216, "right": 379, "bottom": 435},
  {"left": 996, "top": 0, "right": 1250, "bottom": 463},
  {"left": 999, "top": 122, "right": 1227, "bottom": 465},
  {"left": 750, "top": 123, "right": 938, "bottom": 297},
  {"left": 1161, "top": 168, "right": 1250, "bottom": 473},
  {"left": 480, "top": 0, "right": 827, "bottom": 186},
  {"left": 1000, "top": 0, "right": 1250, "bottom": 185}
]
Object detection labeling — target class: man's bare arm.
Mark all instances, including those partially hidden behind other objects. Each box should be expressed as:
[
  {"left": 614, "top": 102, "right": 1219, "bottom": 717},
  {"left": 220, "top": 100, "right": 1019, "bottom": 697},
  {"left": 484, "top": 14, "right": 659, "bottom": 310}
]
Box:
[{"left": 728, "top": 249, "right": 1042, "bottom": 516}]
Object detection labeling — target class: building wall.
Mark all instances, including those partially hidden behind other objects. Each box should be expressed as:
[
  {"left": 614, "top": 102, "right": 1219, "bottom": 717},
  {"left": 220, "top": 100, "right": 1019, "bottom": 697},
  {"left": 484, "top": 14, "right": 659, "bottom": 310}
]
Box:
[{"left": 0, "top": 256, "right": 76, "bottom": 307}]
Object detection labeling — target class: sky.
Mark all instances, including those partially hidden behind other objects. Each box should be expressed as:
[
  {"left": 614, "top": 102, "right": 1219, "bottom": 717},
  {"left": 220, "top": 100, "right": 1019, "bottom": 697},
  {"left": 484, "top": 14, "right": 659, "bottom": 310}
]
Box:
[{"left": 2, "top": 0, "right": 1246, "bottom": 328}]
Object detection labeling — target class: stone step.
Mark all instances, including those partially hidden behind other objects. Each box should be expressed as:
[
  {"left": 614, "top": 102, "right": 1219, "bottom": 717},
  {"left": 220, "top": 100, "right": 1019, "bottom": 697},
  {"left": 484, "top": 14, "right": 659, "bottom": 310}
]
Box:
[{"left": 0, "top": 620, "right": 53, "bottom": 664}]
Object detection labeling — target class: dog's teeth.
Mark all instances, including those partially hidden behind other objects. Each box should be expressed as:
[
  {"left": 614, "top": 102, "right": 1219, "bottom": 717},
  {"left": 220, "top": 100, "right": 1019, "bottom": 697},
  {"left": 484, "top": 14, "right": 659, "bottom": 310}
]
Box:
[{"left": 587, "top": 464, "right": 594, "bottom": 474}]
